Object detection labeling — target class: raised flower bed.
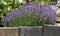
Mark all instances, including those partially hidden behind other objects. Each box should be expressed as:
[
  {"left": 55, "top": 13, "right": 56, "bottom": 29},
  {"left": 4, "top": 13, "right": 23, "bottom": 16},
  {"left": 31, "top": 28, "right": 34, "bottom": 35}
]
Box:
[
  {"left": 0, "top": 2, "right": 56, "bottom": 36},
  {"left": 0, "top": 1, "right": 56, "bottom": 36}
]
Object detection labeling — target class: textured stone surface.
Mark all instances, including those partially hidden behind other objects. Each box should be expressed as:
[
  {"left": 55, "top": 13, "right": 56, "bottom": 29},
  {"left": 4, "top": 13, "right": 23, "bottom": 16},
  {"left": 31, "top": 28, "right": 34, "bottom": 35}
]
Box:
[
  {"left": 18, "top": 26, "right": 42, "bottom": 36},
  {"left": 0, "top": 29, "right": 4, "bottom": 36},
  {"left": 43, "top": 25, "right": 60, "bottom": 36},
  {"left": 0, "top": 27, "right": 18, "bottom": 36}
]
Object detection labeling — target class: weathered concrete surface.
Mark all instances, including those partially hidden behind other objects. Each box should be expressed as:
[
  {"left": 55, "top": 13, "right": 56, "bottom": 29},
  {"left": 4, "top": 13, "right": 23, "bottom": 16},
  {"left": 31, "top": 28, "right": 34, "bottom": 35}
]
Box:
[
  {"left": 18, "top": 26, "right": 42, "bottom": 36},
  {"left": 1, "top": 25, "right": 60, "bottom": 36},
  {"left": 0, "top": 29, "right": 4, "bottom": 36},
  {"left": 0, "top": 27, "right": 18, "bottom": 36},
  {"left": 43, "top": 25, "right": 60, "bottom": 36}
]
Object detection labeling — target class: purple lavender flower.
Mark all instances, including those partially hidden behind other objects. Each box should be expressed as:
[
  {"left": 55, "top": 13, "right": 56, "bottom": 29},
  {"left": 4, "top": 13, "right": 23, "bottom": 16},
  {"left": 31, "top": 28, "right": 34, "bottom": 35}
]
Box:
[{"left": 1, "top": 2, "right": 56, "bottom": 25}]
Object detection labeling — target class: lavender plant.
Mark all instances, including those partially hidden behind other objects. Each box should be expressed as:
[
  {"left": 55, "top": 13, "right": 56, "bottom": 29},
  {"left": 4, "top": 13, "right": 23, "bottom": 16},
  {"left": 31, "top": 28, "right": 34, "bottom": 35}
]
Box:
[{"left": 1, "top": 2, "right": 56, "bottom": 27}]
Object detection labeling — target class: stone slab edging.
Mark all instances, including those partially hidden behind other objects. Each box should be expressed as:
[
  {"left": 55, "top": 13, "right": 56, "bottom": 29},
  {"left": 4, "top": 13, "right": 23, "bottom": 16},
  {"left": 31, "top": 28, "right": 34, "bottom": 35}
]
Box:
[
  {"left": 43, "top": 25, "right": 60, "bottom": 36},
  {"left": 18, "top": 26, "right": 42, "bottom": 36},
  {"left": 0, "top": 25, "right": 60, "bottom": 36},
  {"left": 0, "top": 27, "right": 18, "bottom": 36}
]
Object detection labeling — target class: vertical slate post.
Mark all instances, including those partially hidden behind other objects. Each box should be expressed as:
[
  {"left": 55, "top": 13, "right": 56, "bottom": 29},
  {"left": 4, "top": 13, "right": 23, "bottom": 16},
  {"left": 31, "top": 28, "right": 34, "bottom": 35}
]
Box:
[
  {"left": 0, "top": 27, "right": 18, "bottom": 36},
  {"left": 18, "top": 26, "right": 42, "bottom": 36},
  {"left": 43, "top": 25, "right": 60, "bottom": 36}
]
